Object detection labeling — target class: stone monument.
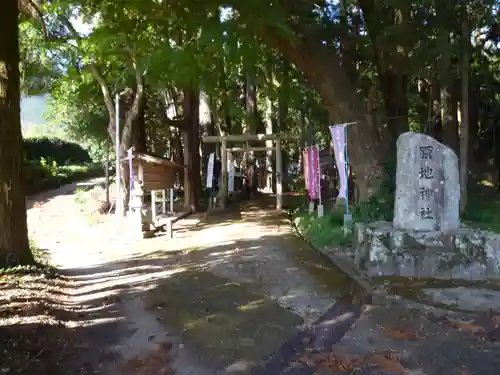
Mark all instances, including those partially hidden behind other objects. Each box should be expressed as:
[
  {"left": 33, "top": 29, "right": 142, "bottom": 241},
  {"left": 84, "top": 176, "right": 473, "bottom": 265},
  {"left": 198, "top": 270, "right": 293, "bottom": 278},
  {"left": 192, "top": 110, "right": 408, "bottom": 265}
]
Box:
[
  {"left": 351, "top": 132, "right": 500, "bottom": 280},
  {"left": 393, "top": 131, "right": 460, "bottom": 232}
]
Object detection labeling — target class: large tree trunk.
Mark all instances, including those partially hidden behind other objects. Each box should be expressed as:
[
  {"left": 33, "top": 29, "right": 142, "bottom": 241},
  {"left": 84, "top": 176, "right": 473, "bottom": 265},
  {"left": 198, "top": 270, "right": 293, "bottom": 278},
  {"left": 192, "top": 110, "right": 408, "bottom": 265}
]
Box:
[
  {"left": 182, "top": 88, "right": 201, "bottom": 212},
  {"left": 459, "top": 4, "right": 470, "bottom": 214},
  {"left": 132, "top": 84, "right": 147, "bottom": 153},
  {"left": 428, "top": 77, "right": 442, "bottom": 139},
  {"left": 436, "top": 0, "right": 459, "bottom": 153},
  {"left": 358, "top": 0, "right": 410, "bottom": 150},
  {"left": 417, "top": 79, "right": 429, "bottom": 132},
  {"left": 243, "top": 72, "right": 258, "bottom": 164},
  {"left": 339, "top": 0, "right": 358, "bottom": 83},
  {"left": 277, "top": 59, "right": 290, "bottom": 191},
  {"left": 440, "top": 84, "right": 459, "bottom": 153},
  {"left": 263, "top": 32, "right": 383, "bottom": 200},
  {"left": 91, "top": 63, "right": 145, "bottom": 213},
  {"left": 0, "top": 0, "right": 34, "bottom": 266}
]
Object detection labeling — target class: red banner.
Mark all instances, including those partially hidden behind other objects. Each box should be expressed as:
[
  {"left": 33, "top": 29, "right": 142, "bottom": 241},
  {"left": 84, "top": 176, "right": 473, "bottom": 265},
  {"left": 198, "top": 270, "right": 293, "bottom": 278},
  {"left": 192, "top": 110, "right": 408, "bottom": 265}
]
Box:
[{"left": 304, "top": 146, "right": 320, "bottom": 200}]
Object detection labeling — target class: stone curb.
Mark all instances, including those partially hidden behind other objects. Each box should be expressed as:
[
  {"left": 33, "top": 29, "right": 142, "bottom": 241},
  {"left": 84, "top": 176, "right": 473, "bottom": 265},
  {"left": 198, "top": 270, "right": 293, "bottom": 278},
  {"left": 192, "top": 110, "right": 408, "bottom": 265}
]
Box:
[{"left": 288, "top": 213, "right": 379, "bottom": 305}]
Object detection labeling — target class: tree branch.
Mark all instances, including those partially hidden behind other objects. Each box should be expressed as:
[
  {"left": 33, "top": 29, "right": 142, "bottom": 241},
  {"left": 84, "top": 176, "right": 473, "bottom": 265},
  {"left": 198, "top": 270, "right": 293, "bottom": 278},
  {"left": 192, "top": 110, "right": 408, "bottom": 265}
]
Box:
[
  {"left": 19, "top": 0, "right": 47, "bottom": 37},
  {"left": 88, "top": 63, "right": 116, "bottom": 140}
]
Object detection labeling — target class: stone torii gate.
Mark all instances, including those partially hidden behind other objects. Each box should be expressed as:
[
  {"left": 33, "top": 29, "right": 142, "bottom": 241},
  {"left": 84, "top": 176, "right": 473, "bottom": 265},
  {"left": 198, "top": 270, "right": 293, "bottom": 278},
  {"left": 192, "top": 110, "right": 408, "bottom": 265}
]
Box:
[{"left": 202, "top": 133, "right": 300, "bottom": 210}]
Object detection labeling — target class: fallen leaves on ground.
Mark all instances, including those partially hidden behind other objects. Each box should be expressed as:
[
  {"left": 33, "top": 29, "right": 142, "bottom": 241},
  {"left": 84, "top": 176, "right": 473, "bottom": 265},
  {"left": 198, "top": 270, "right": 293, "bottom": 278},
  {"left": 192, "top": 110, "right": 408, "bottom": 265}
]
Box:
[
  {"left": 472, "top": 311, "right": 500, "bottom": 341},
  {"left": 0, "top": 274, "right": 82, "bottom": 375},
  {"left": 294, "top": 350, "right": 357, "bottom": 372},
  {"left": 363, "top": 352, "right": 409, "bottom": 374},
  {"left": 296, "top": 348, "right": 423, "bottom": 374},
  {"left": 441, "top": 314, "right": 500, "bottom": 341},
  {"left": 444, "top": 318, "right": 485, "bottom": 334},
  {"left": 380, "top": 325, "right": 422, "bottom": 341},
  {"left": 121, "top": 342, "right": 174, "bottom": 375}
]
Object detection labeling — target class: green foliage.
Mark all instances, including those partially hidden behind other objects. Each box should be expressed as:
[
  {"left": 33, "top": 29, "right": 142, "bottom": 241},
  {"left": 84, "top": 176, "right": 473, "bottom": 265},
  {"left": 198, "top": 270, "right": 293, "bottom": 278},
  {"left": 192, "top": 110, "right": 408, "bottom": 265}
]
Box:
[
  {"left": 23, "top": 136, "right": 92, "bottom": 165},
  {"left": 462, "top": 188, "right": 500, "bottom": 233},
  {"left": 352, "top": 160, "right": 396, "bottom": 222},
  {"left": 24, "top": 161, "right": 104, "bottom": 195},
  {"left": 17, "top": 0, "right": 500, "bottom": 197},
  {"left": 0, "top": 241, "right": 56, "bottom": 276},
  {"left": 23, "top": 121, "right": 67, "bottom": 139},
  {"left": 293, "top": 208, "right": 352, "bottom": 249}
]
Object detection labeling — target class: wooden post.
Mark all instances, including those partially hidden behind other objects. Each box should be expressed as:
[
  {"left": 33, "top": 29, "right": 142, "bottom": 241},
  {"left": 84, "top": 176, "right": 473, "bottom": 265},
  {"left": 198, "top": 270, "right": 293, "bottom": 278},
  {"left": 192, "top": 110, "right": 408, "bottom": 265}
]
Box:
[
  {"left": 151, "top": 190, "right": 157, "bottom": 224},
  {"left": 275, "top": 139, "right": 283, "bottom": 210},
  {"left": 221, "top": 140, "right": 228, "bottom": 208},
  {"left": 161, "top": 189, "right": 166, "bottom": 215},
  {"left": 169, "top": 188, "right": 174, "bottom": 213},
  {"left": 129, "top": 162, "right": 146, "bottom": 238},
  {"left": 105, "top": 142, "right": 110, "bottom": 208}
]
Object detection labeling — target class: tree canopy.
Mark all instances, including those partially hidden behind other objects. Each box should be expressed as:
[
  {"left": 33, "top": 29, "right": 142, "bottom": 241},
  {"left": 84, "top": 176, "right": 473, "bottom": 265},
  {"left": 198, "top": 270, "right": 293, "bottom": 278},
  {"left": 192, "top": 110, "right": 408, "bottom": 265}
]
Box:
[{"left": 1, "top": 0, "right": 499, "bottom": 263}]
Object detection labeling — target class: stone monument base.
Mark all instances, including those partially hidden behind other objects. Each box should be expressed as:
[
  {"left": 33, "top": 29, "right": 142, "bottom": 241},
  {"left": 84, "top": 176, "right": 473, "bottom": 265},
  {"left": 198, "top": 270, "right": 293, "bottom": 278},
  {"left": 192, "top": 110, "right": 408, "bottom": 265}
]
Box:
[{"left": 353, "top": 222, "right": 500, "bottom": 280}]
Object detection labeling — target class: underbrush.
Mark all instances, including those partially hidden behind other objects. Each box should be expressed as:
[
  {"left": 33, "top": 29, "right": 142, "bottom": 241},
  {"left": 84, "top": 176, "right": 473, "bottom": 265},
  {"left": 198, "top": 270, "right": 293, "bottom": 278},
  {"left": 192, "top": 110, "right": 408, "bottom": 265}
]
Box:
[
  {"left": 291, "top": 184, "right": 500, "bottom": 251},
  {"left": 462, "top": 187, "right": 500, "bottom": 233},
  {"left": 24, "top": 158, "right": 104, "bottom": 195},
  {"left": 292, "top": 207, "right": 353, "bottom": 249}
]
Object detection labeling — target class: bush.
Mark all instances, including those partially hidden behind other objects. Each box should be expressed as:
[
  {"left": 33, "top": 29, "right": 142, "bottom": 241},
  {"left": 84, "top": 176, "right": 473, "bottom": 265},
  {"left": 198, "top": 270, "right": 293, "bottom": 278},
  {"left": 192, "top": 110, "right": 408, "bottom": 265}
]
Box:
[
  {"left": 24, "top": 160, "right": 104, "bottom": 195},
  {"left": 23, "top": 137, "right": 92, "bottom": 165},
  {"left": 293, "top": 208, "right": 353, "bottom": 249}
]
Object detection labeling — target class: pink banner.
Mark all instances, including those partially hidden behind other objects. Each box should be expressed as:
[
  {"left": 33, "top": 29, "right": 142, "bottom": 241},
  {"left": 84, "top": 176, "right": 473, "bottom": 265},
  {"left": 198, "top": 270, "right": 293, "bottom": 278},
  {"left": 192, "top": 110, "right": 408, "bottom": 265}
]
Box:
[{"left": 305, "top": 146, "right": 320, "bottom": 200}]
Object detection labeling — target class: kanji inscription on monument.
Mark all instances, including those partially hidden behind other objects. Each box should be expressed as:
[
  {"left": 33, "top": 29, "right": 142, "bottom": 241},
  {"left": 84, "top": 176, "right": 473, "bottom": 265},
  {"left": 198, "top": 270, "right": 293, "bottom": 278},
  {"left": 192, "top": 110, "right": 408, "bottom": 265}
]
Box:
[
  {"left": 415, "top": 142, "right": 441, "bottom": 229},
  {"left": 394, "top": 132, "right": 460, "bottom": 232}
]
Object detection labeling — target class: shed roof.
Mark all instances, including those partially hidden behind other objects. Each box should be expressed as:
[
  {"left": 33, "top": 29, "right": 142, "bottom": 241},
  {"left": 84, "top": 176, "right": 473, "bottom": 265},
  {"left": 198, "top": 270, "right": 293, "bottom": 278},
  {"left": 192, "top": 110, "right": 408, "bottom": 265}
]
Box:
[{"left": 120, "top": 151, "right": 187, "bottom": 169}]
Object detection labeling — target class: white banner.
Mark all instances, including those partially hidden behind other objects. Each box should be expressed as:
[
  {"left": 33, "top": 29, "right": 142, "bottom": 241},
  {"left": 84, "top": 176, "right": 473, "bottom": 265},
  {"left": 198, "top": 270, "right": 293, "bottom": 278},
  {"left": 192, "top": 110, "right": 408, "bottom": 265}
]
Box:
[
  {"left": 206, "top": 153, "right": 215, "bottom": 188},
  {"left": 228, "top": 161, "right": 235, "bottom": 192},
  {"left": 329, "top": 125, "right": 347, "bottom": 201}
]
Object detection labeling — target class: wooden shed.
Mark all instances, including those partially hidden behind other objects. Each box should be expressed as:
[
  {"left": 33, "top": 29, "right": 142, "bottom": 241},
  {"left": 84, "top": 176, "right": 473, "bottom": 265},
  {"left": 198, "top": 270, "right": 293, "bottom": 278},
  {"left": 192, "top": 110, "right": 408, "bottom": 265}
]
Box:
[
  {"left": 120, "top": 152, "right": 188, "bottom": 239},
  {"left": 121, "top": 152, "right": 185, "bottom": 192}
]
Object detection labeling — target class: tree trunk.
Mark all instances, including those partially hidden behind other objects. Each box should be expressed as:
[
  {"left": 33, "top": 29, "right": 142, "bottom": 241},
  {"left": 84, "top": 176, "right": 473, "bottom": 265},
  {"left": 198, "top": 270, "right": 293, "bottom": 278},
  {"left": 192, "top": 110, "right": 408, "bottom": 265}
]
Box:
[
  {"left": 0, "top": 0, "right": 34, "bottom": 266},
  {"left": 182, "top": 88, "right": 201, "bottom": 212},
  {"left": 380, "top": 72, "right": 409, "bottom": 148},
  {"left": 277, "top": 59, "right": 289, "bottom": 132},
  {"left": 90, "top": 63, "right": 145, "bottom": 213},
  {"left": 277, "top": 59, "right": 289, "bottom": 190},
  {"left": 440, "top": 85, "right": 459, "bottom": 153},
  {"left": 468, "top": 77, "right": 480, "bottom": 160},
  {"left": 339, "top": 0, "right": 357, "bottom": 83},
  {"left": 459, "top": 4, "right": 470, "bottom": 214},
  {"left": 417, "top": 79, "right": 429, "bottom": 132},
  {"left": 132, "top": 85, "right": 147, "bottom": 153},
  {"left": 358, "top": 0, "right": 409, "bottom": 152},
  {"left": 243, "top": 72, "right": 258, "bottom": 164},
  {"left": 262, "top": 32, "right": 383, "bottom": 200},
  {"left": 200, "top": 90, "right": 215, "bottom": 183},
  {"left": 428, "top": 77, "right": 442, "bottom": 139},
  {"left": 264, "top": 97, "right": 274, "bottom": 193}
]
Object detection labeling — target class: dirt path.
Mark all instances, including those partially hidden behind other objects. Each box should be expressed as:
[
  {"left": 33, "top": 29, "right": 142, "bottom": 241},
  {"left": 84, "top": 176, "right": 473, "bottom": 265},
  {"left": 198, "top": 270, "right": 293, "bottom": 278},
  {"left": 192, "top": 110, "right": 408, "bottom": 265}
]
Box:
[
  {"left": 22, "top": 185, "right": 355, "bottom": 375},
  {"left": 10, "top": 184, "right": 498, "bottom": 375}
]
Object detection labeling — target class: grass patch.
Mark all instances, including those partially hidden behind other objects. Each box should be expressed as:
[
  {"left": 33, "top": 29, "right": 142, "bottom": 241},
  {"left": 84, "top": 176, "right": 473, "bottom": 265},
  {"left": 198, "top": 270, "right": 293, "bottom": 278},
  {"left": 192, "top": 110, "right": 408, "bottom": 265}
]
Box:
[
  {"left": 292, "top": 207, "right": 353, "bottom": 249},
  {"left": 291, "top": 183, "right": 500, "bottom": 251}
]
